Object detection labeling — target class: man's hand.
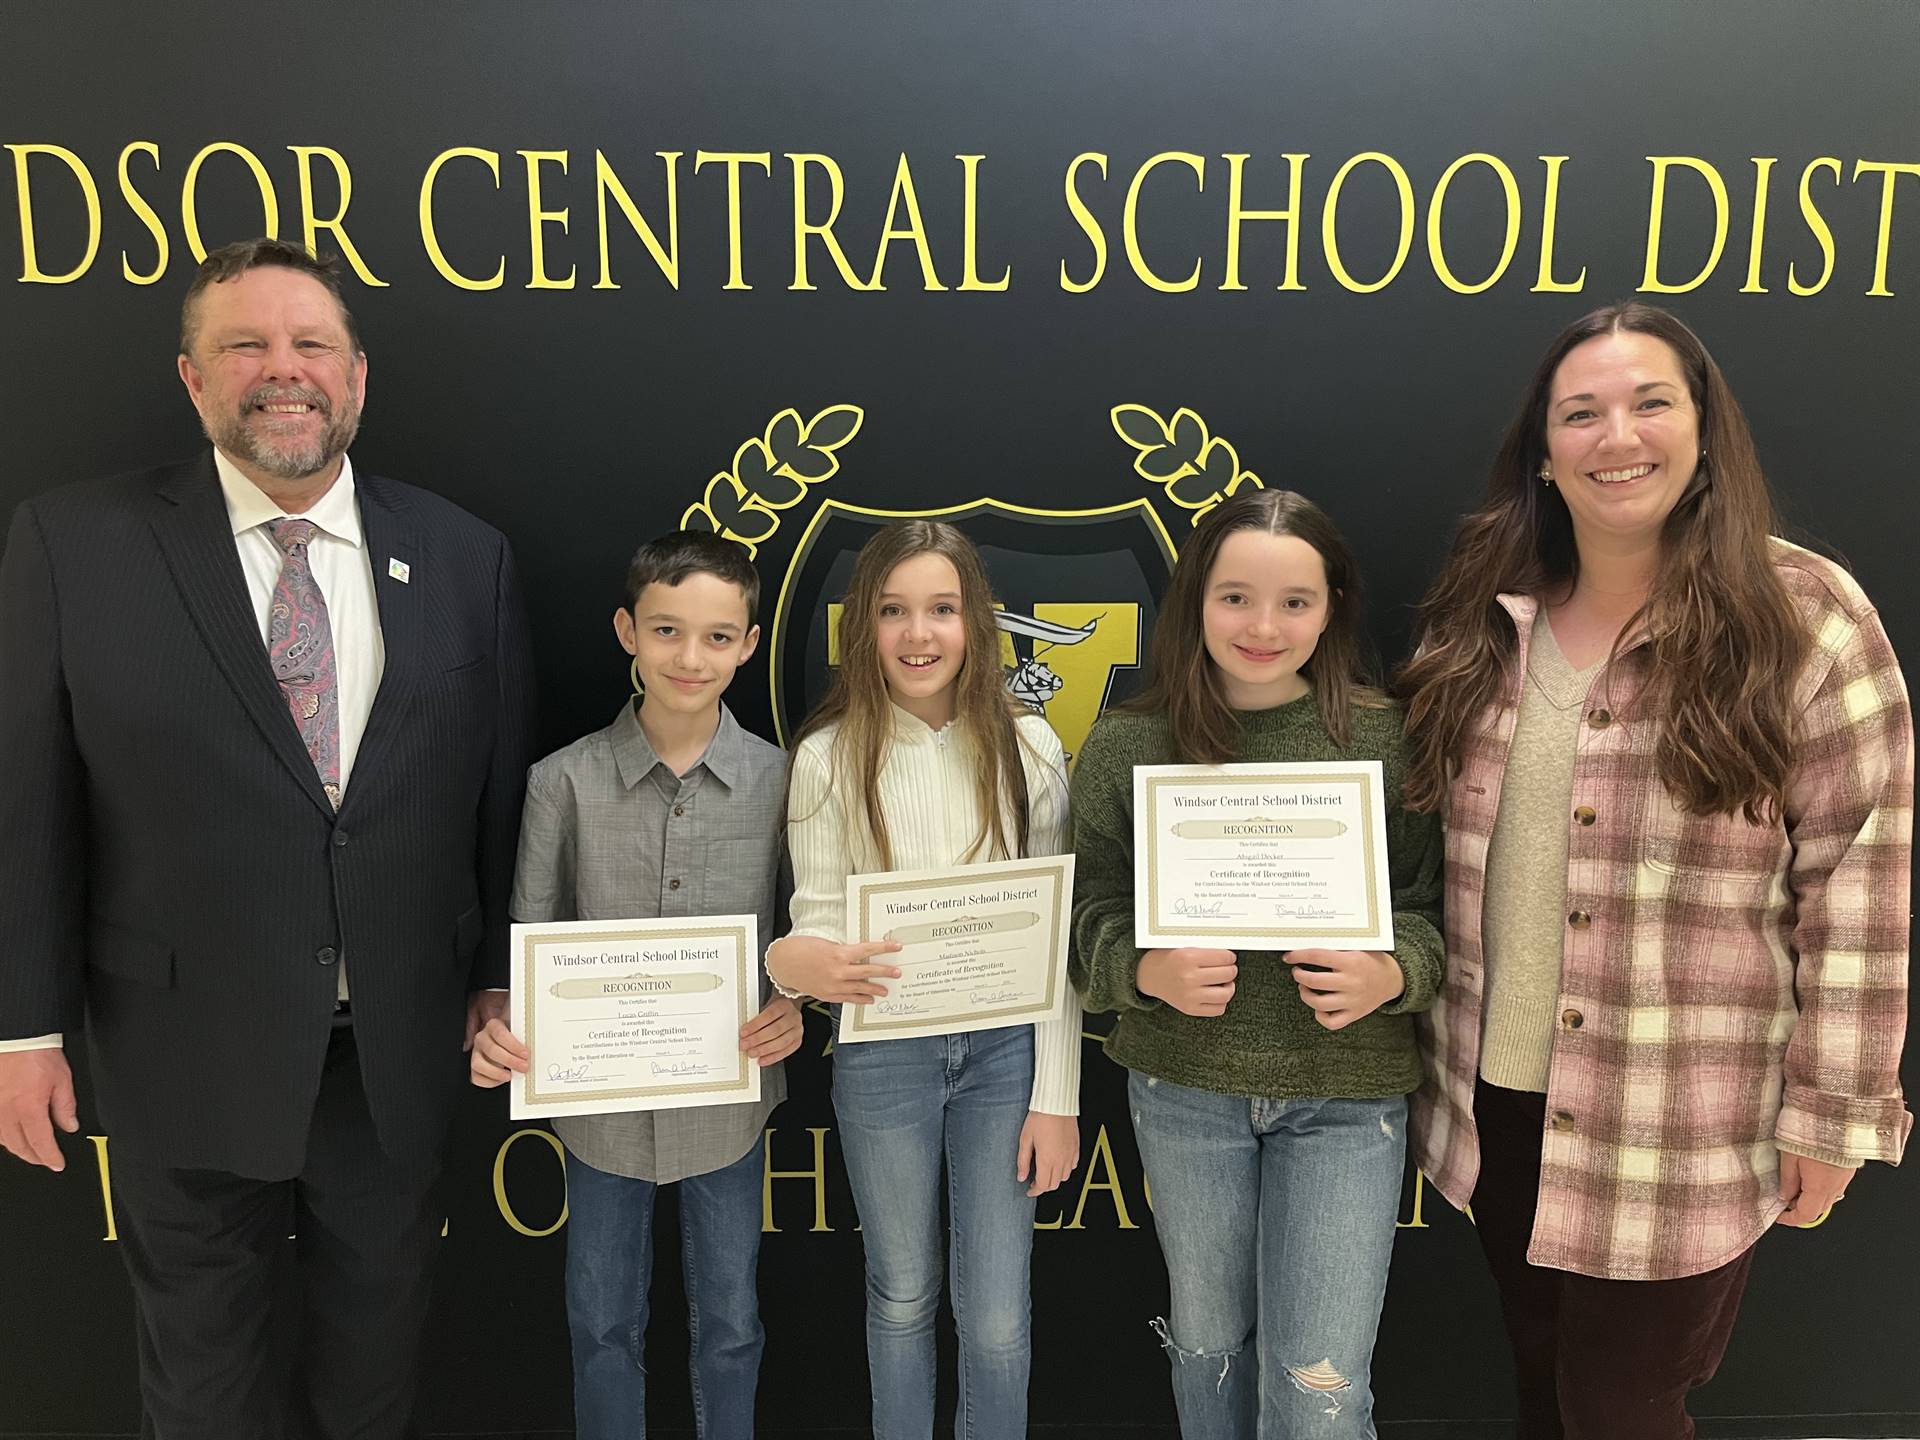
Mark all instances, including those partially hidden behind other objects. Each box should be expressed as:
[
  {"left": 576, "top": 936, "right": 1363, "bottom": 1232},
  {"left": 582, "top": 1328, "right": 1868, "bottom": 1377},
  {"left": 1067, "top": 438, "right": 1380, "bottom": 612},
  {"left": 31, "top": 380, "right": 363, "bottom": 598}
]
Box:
[
  {"left": 466, "top": 991, "right": 530, "bottom": 1088},
  {"left": 1136, "top": 947, "right": 1238, "bottom": 1016},
  {"left": 1289, "top": 949, "right": 1404, "bottom": 1031},
  {"left": 1016, "top": 1111, "right": 1079, "bottom": 1197},
  {"left": 766, "top": 934, "right": 903, "bottom": 1005},
  {"left": 740, "top": 996, "right": 804, "bottom": 1067},
  {"left": 1777, "top": 1150, "right": 1854, "bottom": 1227},
  {"left": 0, "top": 1049, "right": 78, "bottom": 1172}
]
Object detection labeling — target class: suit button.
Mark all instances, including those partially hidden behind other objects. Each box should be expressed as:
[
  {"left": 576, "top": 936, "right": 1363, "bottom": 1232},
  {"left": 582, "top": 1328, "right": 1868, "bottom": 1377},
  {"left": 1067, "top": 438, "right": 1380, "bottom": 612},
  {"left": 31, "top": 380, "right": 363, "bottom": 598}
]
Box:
[
  {"left": 1550, "top": 1110, "right": 1575, "bottom": 1132},
  {"left": 1587, "top": 708, "right": 1612, "bottom": 727},
  {"left": 316, "top": 946, "right": 339, "bottom": 966},
  {"left": 673, "top": 806, "right": 686, "bottom": 817},
  {"left": 1562, "top": 1008, "right": 1584, "bottom": 1029},
  {"left": 668, "top": 878, "right": 681, "bottom": 890},
  {"left": 1573, "top": 806, "right": 1596, "bottom": 826},
  {"left": 333, "top": 831, "right": 350, "bottom": 848},
  {"left": 1567, "top": 909, "right": 1591, "bottom": 930}
]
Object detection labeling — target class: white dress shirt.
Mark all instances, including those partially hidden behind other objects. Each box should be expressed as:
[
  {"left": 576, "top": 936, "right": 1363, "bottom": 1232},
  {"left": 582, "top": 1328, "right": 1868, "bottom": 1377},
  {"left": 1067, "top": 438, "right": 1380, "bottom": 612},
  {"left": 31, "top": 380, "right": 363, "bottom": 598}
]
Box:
[{"left": 0, "top": 449, "right": 385, "bottom": 1049}]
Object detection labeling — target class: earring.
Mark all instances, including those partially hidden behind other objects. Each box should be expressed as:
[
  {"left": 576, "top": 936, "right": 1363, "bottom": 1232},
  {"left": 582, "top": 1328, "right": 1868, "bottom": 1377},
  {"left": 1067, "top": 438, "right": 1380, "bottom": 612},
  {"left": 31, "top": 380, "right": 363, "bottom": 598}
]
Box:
[{"left": 1538, "top": 462, "right": 1554, "bottom": 487}]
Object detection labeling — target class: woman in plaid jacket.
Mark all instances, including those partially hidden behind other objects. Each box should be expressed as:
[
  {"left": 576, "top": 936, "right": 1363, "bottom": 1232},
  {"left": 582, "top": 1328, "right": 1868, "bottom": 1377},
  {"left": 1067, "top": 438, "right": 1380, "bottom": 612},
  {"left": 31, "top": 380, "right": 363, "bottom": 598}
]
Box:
[{"left": 1398, "top": 302, "right": 1912, "bottom": 1439}]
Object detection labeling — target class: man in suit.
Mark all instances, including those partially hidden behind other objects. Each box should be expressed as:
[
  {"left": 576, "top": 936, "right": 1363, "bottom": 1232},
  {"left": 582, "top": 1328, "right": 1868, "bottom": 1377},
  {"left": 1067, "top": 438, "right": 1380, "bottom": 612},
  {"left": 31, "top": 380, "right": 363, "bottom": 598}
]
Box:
[{"left": 0, "top": 238, "right": 535, "bottom": 1438}]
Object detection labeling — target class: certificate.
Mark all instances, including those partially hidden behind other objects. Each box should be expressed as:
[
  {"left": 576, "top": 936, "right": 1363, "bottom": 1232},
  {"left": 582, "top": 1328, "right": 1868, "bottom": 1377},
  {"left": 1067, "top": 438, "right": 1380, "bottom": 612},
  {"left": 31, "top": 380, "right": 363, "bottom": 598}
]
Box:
[
  {"left": 838, "top": 854, "right": 1076, "bottom": 1044},
  {"left": 1133, "top": 761, "right": 1394, "bottom": 952},
  {"left": 509, "top": 916, "right": 761, "bottom": 1119}
]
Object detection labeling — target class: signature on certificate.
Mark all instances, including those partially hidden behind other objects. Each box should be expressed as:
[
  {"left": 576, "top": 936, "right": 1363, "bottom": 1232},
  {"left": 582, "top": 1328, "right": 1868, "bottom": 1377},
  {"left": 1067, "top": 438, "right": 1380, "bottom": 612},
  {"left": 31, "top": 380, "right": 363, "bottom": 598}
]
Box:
[
  {"left": 970, "top": 988, "right": 1023, "bottom": 1007},
  {"left": 1172, "top": 898, "right": 1228, "bottom": 918},
  {"left": 1274, "top": 903, "right": 1341, "bottom": 921},
  {"left": 650, "top": 1059, "right": 712, "bottom": 1078},
  {"left": 546, "top": 1061, "right": 596, "bottom": 1083}
]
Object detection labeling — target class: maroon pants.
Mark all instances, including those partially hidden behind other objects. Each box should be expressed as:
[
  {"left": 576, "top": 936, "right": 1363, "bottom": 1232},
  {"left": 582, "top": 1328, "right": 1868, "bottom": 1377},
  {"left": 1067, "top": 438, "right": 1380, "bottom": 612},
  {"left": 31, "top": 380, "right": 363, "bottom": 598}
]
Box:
[{"left": 1469, "top": 1080, "right": 1756, "bottom": 1440}]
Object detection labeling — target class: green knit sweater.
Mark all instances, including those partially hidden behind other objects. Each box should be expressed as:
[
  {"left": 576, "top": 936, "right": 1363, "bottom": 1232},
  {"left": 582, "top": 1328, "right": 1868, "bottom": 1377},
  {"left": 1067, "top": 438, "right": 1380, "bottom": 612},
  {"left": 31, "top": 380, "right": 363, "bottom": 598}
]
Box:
[{"left": 1067, "top": 695, "right": 1445, "bottom": 1100}]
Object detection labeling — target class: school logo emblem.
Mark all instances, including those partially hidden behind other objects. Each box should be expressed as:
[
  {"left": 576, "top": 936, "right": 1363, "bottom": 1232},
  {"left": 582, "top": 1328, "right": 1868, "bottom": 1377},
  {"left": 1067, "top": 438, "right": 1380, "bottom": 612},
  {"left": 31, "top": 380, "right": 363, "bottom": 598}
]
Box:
[
  {"left": 678, "top": 402, "right": 1263, "bottom": 766},
  {"left": 767, "top": 498, "right": 1176, "bottom": 765}
]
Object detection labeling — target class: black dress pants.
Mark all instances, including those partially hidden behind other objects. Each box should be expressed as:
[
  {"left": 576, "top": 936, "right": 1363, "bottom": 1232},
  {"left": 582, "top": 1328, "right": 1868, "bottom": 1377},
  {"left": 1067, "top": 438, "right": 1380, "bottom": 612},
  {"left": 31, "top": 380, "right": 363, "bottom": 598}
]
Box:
[{"left": 112, "top": 1023, "right": 446, "bottom": 1440}]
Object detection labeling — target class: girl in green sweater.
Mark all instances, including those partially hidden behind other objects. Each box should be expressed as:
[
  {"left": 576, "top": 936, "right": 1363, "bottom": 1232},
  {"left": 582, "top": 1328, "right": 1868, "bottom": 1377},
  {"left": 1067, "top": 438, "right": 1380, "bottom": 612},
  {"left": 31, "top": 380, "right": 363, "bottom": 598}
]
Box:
[{"left": 1068, "top": 489, "right": 1444, "bottom": 1439}]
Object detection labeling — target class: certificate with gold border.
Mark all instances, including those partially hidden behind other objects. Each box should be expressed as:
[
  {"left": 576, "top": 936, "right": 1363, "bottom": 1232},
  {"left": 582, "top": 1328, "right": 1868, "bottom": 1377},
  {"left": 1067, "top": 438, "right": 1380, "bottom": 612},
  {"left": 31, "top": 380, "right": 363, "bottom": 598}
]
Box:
[
  {"left": 838, "top": 854, "right": 1076, "bottom": 1044},
  {"left": 1133, "top": 762, "right": 1394, "bottom": 951},
  {"left": 509, "top": 916, "right": 761, "bottom": 1119}
]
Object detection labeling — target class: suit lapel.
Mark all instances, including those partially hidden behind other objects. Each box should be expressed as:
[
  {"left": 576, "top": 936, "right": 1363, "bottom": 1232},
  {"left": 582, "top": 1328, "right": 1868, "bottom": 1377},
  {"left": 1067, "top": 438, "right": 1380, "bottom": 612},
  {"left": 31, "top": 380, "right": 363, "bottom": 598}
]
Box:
[
  {"left": 149, "top": 454, "right": 336, "bottom": 816},
  {"left": 347, "top": 471, "right": 422, "bottom": 808}
]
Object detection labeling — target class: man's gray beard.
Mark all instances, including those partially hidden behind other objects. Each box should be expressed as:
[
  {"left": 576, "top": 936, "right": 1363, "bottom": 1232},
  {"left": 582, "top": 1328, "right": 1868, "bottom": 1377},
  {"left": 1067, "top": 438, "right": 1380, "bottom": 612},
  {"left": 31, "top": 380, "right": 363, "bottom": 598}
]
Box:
[{"left": 205, "top": 398, "right": 361, "bottom": 481}]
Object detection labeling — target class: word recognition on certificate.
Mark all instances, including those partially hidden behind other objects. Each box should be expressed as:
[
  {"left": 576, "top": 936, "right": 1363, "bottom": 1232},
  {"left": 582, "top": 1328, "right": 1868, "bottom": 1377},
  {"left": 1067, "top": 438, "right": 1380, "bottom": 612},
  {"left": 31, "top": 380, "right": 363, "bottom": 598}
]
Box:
[
  {"left": 1134, "top": 761, "right": 1394, "bottom": 952},
  {"left": 840, "top": 853, "right": 1077, "bottom": 1044},
  {"left": 509, "top": 916, "right": 761, "bottom": 1119}
]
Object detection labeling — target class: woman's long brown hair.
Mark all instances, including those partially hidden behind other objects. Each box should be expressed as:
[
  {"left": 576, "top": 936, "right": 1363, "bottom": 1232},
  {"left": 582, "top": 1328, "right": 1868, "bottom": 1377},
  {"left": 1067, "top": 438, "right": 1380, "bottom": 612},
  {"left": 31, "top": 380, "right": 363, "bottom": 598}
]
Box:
[
  {"left": 1397, "top": 302, "right": 1809, "bottom": 823},
  {"left": 1123, "top": 489, "right": 1382, "bottom": 762},
  {"left": 791, "top": 520, "right": 1033, "bottom": 869}
]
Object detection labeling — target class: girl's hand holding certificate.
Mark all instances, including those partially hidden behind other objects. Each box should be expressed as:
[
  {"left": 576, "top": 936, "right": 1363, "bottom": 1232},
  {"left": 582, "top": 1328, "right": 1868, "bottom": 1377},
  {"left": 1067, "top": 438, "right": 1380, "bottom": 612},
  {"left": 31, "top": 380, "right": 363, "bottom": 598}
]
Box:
[
  {"left": 1136, "top": 946, "right": 1239, "bottom": 1017},
  {"left": 1288, "top": 948, "right": 1406, "bottom": 1031},
  {"left": 765, "top": 934, "right": 903, "bottom": 1004}
]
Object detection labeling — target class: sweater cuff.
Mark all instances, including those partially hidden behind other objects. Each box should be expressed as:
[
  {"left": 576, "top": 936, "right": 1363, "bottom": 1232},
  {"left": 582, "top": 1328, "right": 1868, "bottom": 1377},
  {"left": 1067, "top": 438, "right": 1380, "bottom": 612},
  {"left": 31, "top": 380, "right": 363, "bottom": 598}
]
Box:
[{"left": 1027, "top": 993, "right": 1082, "bottom": 1116}]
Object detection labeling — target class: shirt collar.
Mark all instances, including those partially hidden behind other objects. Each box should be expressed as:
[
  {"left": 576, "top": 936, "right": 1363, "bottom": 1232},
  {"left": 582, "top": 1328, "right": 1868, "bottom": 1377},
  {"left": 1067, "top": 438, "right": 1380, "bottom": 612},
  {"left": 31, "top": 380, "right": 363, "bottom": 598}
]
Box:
[
  {"left": 610, "top": 698, "right": 748, "bottom": 791},
  {"left": 212, "top": 448, "right": 364, "bottom": 549}
]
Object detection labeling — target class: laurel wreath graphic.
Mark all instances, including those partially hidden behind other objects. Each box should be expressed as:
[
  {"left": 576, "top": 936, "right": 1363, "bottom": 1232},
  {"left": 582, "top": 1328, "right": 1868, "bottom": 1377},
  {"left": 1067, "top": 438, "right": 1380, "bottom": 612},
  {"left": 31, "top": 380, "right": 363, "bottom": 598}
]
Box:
[
  {"left": 679, "top": 404, "right": 866, "bottom": 558},
  {"left": 1109, "top": 404, "right": 1264, "bottom": 525}
]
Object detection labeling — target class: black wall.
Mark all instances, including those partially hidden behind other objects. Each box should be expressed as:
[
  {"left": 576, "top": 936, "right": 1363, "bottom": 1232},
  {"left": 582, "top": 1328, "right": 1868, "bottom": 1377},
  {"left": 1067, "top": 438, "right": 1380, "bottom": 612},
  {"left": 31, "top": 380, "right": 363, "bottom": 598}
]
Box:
[{"left": 2, "top": 3, "right": 1915, "bottom": 1434}]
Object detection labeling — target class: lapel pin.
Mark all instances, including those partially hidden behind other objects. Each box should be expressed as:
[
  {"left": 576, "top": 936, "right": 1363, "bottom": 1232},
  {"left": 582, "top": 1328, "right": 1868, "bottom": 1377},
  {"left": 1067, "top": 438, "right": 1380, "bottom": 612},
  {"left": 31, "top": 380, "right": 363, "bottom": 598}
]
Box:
[{"left": 388, "top": 558, "right": 411, "bottom": 584}]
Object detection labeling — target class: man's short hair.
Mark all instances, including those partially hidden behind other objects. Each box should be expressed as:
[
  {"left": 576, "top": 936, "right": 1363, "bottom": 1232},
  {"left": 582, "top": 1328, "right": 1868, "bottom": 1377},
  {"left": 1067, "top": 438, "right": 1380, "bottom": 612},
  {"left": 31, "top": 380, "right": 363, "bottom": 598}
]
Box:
[
  {"left": 179, "top": 237, "right": 362, "bottom": 360},
  {"left": 622, "top": 532, "right": 761, "bottom": 625}
]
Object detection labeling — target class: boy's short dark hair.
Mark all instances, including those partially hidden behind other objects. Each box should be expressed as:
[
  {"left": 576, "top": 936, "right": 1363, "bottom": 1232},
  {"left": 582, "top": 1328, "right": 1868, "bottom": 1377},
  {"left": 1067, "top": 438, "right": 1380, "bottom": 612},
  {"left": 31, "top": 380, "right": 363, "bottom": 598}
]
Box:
[{"left": 622, "top": 532, "right": 761, "bottom": 625}]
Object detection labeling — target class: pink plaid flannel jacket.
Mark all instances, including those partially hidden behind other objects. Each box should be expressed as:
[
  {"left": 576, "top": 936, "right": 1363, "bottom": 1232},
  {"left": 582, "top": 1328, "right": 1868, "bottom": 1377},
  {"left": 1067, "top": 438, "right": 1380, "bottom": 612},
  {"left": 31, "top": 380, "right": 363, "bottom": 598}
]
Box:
[{"left": 1412, "top": 541, "right": 1913, "bottom": 1280}]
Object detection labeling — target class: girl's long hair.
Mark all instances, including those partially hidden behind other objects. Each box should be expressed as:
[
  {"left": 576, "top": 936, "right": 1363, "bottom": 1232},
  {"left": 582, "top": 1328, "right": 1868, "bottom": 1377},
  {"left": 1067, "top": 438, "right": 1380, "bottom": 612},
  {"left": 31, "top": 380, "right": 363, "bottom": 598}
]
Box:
[
  {"left": 791, "top": 520, "right": 1033, "bottom": 869},
  {"left": 1397, "top": 302, "right": 1809, "bottom": 822},
  {"left": 1123, "top": 489, "right": 1382, "bottom": 762}
]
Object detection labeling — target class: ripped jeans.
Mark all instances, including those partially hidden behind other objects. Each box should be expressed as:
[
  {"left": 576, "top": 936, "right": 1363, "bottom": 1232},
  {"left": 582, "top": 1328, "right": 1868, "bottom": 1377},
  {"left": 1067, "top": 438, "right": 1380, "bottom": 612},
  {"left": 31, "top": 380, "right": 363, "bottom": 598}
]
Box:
[{"left": 1127, "top": 1072, "right": 1407, "bottom": 1439}]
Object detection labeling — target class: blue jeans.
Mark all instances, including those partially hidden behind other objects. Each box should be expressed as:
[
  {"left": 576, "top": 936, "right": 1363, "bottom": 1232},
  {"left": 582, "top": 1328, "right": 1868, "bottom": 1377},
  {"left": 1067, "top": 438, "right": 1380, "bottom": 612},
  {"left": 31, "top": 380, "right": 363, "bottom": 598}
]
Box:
[
  {"left": 1128, "top": 1071, "right": 1408, "bottom": 1440},
  {"left": 832, "top": 1024, "right": 1037, "bottom": 1440},
  {"left": 563, "top": 1141, "right": 766, "bottom": 1440}
]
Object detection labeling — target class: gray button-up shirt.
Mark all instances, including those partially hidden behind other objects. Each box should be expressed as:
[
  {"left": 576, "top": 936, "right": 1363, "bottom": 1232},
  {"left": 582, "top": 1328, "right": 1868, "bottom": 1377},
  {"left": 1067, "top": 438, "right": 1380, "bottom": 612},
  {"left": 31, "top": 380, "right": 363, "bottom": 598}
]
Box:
[{"left": 510, "top": 700, "right": 788, "bottom": 1182}]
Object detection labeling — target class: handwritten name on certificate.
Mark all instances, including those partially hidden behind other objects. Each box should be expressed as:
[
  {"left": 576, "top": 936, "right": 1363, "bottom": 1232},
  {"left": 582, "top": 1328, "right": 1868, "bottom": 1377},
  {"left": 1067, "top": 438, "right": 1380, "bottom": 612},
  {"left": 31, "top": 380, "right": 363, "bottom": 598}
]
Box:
[
  {"left": 1133, "top": 762, "right": 1395, "bottom": 952},
  {"left": 509, "top": 916, "right": 761, "bottom": 1119},
  {"left": 839, "top": 854, "right": 1077, "bottom": 1044}
]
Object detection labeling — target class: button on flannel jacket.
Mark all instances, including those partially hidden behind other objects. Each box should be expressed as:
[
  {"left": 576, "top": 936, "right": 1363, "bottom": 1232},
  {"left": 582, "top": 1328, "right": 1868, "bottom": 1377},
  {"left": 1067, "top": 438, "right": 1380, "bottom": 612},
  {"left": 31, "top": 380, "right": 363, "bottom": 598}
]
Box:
[{"left": 1412, "top": 541, "right": 1913, "bottom": 1280}]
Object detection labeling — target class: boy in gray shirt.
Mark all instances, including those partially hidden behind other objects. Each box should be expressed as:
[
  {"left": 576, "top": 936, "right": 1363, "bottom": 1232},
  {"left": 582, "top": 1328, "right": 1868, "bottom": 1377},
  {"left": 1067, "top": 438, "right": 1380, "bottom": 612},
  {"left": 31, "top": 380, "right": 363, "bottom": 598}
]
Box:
[{"left": 470, "top": 532, "right": 798, "bottom": 1439}]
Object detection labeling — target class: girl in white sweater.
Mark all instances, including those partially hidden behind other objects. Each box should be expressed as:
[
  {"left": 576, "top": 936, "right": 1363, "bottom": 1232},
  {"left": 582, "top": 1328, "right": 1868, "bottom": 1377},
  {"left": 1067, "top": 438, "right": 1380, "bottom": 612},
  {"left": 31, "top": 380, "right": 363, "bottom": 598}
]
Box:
[{"left": 767, "top": 520, "right": 1080, "bottom": 1440}]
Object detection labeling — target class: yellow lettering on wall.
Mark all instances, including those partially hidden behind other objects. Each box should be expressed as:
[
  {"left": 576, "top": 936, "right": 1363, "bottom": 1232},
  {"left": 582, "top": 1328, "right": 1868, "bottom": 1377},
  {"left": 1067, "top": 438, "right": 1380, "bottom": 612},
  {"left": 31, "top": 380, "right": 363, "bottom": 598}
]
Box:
[
  {"left": 1741, "top": 157, "right": 1778, "bottom": 294},
  {"left": 88, "top": 1135, "right": 117, "bottom": 1242},
  {"left": 1220, "top": 152, "right": 1307, "bottom": 292},
  {"left": 956, "top": 154, "right": 1010, "bottom": 291},
  {"left": 1321, "top": 152, "right": 1415, "bottom": 294},
  {"left": 1064, "top": 1124, "right": 1138, "bottom": 1230},
  {"left": 789, "top": 153, "right": 876, "bottom": 292},
  {"left": 762, "top": 1126, "right": 835, "bottom": 1232},
  {"left": 519, "top": 150, "right": 576, "bottom": 289},
  {"left": 1428, "top": 153, "right": 1521, "bottom": 295},
  {"left": 1123, "top": 151, "right": 1205, "bottom": 292},
  {"left": 1639, "top": 156, "right": 1729, "bottom": 294},
  {"left": 1396, "top": 1167, "right": 1431, "bottom": 1228},
  {"left": 419, "top": 147, "right": 505, "bottom": 290},
  {"left": 867, "top": 152, "right": 947, "bottom": 291},
  {"left": 1060, "top": 152, "right": 1110, "bottom": 293},
  {"left": 7, "top": 143, "right": 102, "bottom": 283},
  {"left": 491, "top": 1128, "right": 569, "bottom": 1237},
  {"left": 1854, "top": 159, "right": 1920, "bottom": 297},
  {"left": 117, "top": 142, "right": 167, "bottom": 285},
  {"left": 694, "top": 151, "right": 772, "bottom": 291},
  {"left": 289, "top": 146, "right": 385, "bottom": 287},
  {"left": 594, "top": 149, "right": 681, "bottom": 290},
  {"left": 1532, "top": 155, "right": 1587, "bottom": 293},
  {"left": 181, "top": 142, "right": 279, "bottom": 264},
  {"left": 1788, "top": 157, "right": 1842, "bottom": 296}
]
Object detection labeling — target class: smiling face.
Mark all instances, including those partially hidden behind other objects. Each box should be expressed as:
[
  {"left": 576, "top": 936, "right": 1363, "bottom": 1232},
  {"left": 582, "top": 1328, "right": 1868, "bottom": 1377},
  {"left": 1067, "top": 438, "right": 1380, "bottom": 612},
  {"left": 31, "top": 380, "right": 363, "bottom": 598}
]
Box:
[
  {"left": 1200, "top": 529, "right": 1332, "bottom": 710},
  {"left": 1543, "top": 330, "right": 1701, "bottom": 552},
  {"left": 616, "top": 572, "right": 759, "bottom": 719},
  {"left": 177, "top": 265, "right": 366, "bottom": 489},
  {"left": 875, "top": 550, "right": 968, "bottom": 728}
]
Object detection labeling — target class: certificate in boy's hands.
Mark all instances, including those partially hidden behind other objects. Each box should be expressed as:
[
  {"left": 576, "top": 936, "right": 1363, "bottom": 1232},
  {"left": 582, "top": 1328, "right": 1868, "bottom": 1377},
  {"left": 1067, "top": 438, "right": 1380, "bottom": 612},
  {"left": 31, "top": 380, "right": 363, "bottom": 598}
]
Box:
[
  {"left": 509, "top": 916, "right": 762, "bottom": 1119},
  {"left": 1132, "top": 761, "right": 1395, "bottom": 952},
  {"left": 838, "top": 854, "right": 1077, "bottom": 1044}
]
